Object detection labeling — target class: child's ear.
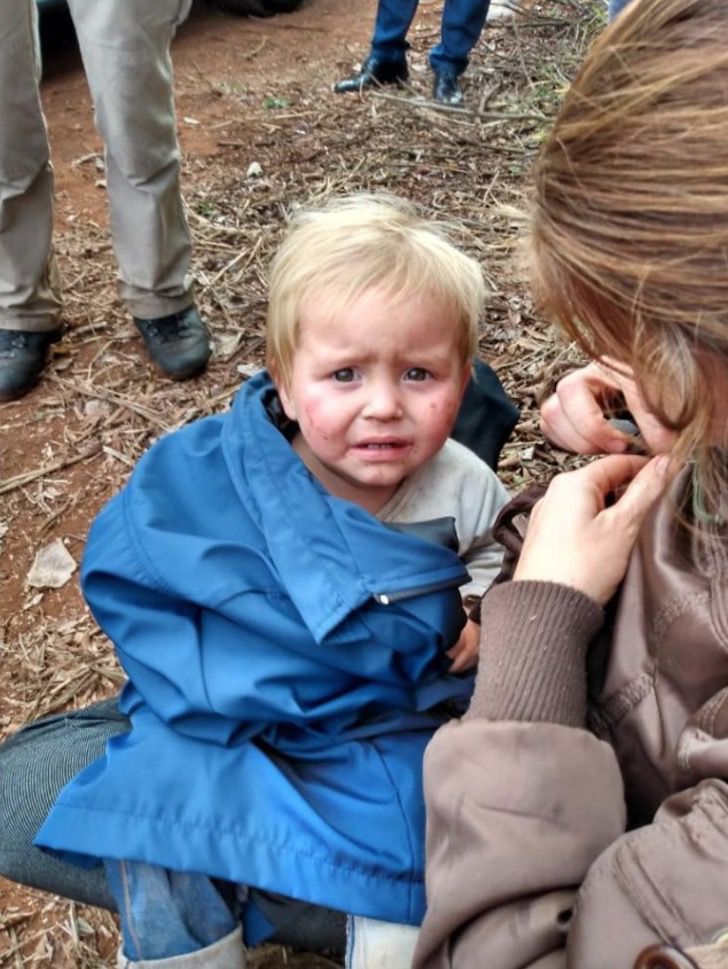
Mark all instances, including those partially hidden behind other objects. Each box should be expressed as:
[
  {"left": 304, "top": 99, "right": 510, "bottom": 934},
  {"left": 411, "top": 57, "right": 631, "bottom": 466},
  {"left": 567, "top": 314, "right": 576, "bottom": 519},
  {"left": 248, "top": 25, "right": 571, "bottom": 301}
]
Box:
[
  {"left": 274, "top": 375, "right": 297, "bottom": 421},
  {"left": 268, "top": 360, "right": 296, "bottom": 420}
]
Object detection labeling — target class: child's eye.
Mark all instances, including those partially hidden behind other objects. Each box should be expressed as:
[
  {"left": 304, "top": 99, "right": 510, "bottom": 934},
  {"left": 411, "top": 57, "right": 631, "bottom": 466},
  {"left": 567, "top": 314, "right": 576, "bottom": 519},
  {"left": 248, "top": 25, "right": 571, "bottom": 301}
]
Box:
[
  {"left": 404, "top": 367, "right": 431, "bottom": 382},
  {"left": 332, "top": 368, "right": 356, "bottom": 382}
]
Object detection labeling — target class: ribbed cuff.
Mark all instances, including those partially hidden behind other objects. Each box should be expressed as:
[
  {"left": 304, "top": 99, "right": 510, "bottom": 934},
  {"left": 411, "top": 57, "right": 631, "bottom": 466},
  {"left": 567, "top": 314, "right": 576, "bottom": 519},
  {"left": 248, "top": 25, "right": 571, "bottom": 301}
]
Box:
[{"left": 465, "top": 581, "right": 604, "bottom": 727}]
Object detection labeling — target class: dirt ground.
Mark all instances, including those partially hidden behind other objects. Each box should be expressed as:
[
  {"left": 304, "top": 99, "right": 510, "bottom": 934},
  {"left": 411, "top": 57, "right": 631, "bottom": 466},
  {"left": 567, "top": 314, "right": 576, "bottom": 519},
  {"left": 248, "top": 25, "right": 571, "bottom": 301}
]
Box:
[{"left": 0, "top": 1, "right": 600, "bottom": 965}]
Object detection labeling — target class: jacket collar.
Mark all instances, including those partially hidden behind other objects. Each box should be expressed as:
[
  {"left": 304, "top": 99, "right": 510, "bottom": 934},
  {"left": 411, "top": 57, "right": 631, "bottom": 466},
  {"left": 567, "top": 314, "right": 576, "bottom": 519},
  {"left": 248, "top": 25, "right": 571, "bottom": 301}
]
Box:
[{"left": 221, "top": 371, "right": 467, "bottom": 641}]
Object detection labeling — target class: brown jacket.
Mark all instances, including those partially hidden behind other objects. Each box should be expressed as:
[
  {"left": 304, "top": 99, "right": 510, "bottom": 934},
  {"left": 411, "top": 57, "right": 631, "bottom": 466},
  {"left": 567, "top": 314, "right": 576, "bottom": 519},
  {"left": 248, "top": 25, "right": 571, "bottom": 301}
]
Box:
[{"left": 413, "top": 468, "right": 728, "bottom": 969}]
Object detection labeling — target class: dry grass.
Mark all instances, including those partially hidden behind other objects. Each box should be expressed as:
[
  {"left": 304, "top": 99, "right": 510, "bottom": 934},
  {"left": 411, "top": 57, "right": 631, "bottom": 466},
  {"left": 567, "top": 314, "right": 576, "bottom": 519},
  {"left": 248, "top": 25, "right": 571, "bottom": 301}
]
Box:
[{"left": 0, "top": 2, "right": 602, "bottom": 965}]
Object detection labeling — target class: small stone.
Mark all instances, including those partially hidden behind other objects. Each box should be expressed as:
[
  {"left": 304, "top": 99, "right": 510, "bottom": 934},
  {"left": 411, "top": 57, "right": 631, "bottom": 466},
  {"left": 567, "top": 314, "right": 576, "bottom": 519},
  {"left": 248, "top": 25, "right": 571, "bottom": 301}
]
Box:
[{"left": 26, "top": 539, "right": 77, "bottom": 589}]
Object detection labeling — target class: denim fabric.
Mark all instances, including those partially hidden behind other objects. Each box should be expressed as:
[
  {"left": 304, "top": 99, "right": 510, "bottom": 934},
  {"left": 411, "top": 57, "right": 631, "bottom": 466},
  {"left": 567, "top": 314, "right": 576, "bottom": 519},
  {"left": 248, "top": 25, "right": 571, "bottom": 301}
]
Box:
[
  {"left": 104, "top": 860, "right": 237, "bottom": 961},
  {"left": 370, "top": 0, "right": 492, "bottom": 74},
  {"left": 608, "top": 0, "right": 634, "bottom": 20},
  {"left": 104, "top": 859, "right": 418, "bottom": 967},
  {"left": 429, "top": 0, "right": 492, "bottom": 75},
  {"left": 370, "top": 0, "right": 419, "bottom": 60}
]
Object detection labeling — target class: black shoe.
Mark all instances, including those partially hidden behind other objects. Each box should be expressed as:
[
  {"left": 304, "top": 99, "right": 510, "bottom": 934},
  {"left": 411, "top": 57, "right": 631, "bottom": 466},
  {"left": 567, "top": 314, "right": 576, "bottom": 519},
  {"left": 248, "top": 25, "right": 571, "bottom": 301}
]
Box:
[
  {"left": 334, "top": 54, "right": 408, "bottom": 94},
  {"left": 133, "top": 305, "right": 212, "bottom": 380},
  {"left": 433, "top": 70, "right": 463, "bottom": 106},
  {"left": 0, "top": 327, "right": 63, "bottom": 402}
]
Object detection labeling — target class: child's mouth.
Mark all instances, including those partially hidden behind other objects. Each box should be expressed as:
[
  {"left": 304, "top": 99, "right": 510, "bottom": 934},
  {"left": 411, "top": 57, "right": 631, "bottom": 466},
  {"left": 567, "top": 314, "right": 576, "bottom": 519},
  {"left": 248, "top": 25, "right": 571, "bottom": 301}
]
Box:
[{"left": 354, "top": 439, "right": 410, "bottom": 456}]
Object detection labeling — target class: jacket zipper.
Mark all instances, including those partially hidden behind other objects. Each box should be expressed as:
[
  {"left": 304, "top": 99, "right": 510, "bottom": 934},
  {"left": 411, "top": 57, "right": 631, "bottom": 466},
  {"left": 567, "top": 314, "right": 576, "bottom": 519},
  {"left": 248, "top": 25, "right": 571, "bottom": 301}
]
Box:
[{"left": 373, "top": 575, "right": 464, "bottom": 605}]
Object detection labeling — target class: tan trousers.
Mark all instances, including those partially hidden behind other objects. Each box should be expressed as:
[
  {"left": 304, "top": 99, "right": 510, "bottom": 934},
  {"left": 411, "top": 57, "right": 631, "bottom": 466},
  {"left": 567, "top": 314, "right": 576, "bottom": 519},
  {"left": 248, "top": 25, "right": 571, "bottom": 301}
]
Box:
[{"left": 0, "top": 0, "right": 195, "bottom": 332}]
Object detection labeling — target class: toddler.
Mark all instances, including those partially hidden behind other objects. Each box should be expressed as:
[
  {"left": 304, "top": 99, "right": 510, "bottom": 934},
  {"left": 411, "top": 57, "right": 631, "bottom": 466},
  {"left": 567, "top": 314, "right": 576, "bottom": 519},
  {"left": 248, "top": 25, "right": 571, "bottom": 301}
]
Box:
[{"left": 34, "top": 195, "right": 510, "bottom": 968}]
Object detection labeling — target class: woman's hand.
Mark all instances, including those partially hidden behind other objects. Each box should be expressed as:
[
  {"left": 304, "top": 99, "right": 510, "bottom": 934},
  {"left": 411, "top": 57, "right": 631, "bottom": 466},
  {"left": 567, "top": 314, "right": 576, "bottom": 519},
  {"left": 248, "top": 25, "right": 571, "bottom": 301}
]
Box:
[
  {"left": 514, "top": 454, "right": 671, "bottom": 605},
  {"left": 446, "top": 618, "right": 480, "bottom": 673},
  {"left": 540, "top": 361, "right": 677, "bottom": 455}
]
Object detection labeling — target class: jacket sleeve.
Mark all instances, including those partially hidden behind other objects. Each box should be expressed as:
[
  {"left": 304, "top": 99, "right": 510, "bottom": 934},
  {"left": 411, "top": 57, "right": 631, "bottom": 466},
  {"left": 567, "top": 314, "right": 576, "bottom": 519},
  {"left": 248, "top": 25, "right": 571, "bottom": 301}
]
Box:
[
  {"left": 81, "top": 491, "right": 242, "bottom": 738},
  {"left": 566, "top": 686, "right": 728, "bottom": 966},
  {"left": 414, "top": 581, "right": 728, "bottom": 969},
  {"left": 413, "top": 719, "right": 627, "bottom": 969}
]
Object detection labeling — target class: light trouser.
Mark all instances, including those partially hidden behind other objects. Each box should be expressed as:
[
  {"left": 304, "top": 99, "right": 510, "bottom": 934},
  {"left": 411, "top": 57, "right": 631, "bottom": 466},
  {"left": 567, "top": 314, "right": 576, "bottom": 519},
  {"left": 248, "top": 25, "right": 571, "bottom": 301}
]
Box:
[
  {"left": 107, "top": 859, "right": 420, "bottom": 969},
  {"left": 370, "top": 0, "right": 492, "bottom": 76},
  {"left": 0, "top": 0, "right": 194, "bottom": 332}
]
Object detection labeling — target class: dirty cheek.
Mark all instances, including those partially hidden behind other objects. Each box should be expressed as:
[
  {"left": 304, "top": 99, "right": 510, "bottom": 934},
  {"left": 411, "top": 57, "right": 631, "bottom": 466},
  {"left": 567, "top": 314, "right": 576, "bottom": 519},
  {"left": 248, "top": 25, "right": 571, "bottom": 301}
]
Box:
[
  {"left": 303, "top": 399, "right": 333, "bottom": 441},
  {"left": 429, "top": 399, "right": 458, "bottom": 435}
]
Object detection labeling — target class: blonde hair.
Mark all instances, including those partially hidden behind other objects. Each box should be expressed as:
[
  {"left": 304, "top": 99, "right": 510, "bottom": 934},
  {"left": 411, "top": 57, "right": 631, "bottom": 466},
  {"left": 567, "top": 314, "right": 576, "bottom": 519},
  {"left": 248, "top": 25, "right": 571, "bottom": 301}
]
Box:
[
  {"left": 530, "top": 0, "right": 728, "bottom": 521},
  {"left": 265, "top": 194, "right": 486, "bottom": 387}
]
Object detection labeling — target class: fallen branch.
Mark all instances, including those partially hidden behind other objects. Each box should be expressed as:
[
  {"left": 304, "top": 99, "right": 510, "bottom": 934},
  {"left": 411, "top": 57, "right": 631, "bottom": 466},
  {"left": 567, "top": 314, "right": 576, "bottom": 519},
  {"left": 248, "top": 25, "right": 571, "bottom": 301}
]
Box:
[{"left": 0, "top": 445, "right": 100, "bottom": 497}]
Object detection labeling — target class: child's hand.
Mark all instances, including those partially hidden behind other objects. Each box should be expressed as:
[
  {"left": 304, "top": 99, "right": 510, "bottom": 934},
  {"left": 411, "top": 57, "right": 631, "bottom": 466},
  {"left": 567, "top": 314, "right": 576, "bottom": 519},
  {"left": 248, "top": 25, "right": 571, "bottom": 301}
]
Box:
[
  {"left": 539, "top": 361, "right": 677, "bottom": 456},
  {"left": 446, "top": 619, "right": 481, "bottom": 673},
  {"left": 513, "top": 454, "right": 671, "bottom": 605}
]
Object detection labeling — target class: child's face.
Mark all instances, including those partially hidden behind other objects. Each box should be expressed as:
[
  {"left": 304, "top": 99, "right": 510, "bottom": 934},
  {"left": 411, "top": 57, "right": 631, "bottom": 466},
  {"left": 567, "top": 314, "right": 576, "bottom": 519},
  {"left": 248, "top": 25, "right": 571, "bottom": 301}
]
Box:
[{"left": 277, "top": 288, "right": 470, "bottom": 514}]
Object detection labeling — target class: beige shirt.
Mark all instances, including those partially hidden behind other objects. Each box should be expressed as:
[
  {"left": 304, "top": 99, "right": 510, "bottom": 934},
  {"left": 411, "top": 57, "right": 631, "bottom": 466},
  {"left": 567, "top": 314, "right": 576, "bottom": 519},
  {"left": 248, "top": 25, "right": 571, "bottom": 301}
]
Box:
[{"left": 378, "top": 438, "right": 509, "bottom": 601}]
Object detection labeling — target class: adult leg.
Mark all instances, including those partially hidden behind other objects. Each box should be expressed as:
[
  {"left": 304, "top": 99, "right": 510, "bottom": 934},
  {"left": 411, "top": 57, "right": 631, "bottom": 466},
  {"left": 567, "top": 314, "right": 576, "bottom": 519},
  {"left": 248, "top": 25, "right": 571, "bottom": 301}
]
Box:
[
  {"left": 334, "top": 0, "right": 416, "bottom": 93},
  {"left": 0, "top": 0, "right": 63, "bottom": 398},
  {"left": 0, "top": 698, "right": 127, "bottom": 907},
  {"left": 430, "top": 0, "right": 492, "bottom": 103},
  {"left": 67, "top": 0, "right": 192, "bottom": 320},
  {"left": 0, "top": 698, "right": 346, "bottom": 955},
  {"left": 0, "top": 0, "right": 60, "bottom": 334},
  {"left": 66, "top": 0, "right": 210, "bottom": 378},
  {"left": 369, "top": 0, "right": 420, "bottom": 63}
]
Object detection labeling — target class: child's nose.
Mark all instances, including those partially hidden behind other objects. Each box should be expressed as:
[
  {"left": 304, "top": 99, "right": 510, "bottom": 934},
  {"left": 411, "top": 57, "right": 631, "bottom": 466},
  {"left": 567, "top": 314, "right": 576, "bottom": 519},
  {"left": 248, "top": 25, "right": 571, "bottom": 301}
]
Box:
[{"left": 363, "top": 380, "right": 403, "bottom": 420}]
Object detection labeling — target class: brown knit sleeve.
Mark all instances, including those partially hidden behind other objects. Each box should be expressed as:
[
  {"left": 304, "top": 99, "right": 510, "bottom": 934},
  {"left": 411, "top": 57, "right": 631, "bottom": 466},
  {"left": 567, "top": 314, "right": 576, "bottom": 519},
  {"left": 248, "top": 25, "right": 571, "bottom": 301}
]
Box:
[{"left": 466, "top": 580, "right": 604, "bottom": 727}]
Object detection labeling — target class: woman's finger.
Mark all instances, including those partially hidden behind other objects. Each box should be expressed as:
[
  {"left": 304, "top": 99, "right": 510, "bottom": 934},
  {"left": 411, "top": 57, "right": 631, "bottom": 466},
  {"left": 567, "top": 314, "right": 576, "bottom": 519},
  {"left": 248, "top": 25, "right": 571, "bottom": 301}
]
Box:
[
  {"left": 540, "top": 367, "right": 630, "bottom": 454},
  {"left": 569, "top": 453, "right": 653, "bottom": 496},
  {"left": 513, "top": 455, "right": 671, "bottom": 603},
  {"left": 601, "top": 454, "right": 672, "bottom": 533}
]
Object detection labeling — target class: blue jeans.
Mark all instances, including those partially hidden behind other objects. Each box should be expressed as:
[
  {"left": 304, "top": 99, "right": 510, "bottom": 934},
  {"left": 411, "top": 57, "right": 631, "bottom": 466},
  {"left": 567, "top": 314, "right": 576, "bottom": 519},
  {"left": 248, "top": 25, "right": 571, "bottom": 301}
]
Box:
[
  {"left": 104, "top": 859, "right": 421, "bottom": 967},
  {"left": 608, "top": 0, "right": 634, "bottom": 20},
  {"left": 371, "top": 0, "right": 492, "bottom": 75},
  {"left": 104, "top": 860, "right": 238, "bottom": 961}
]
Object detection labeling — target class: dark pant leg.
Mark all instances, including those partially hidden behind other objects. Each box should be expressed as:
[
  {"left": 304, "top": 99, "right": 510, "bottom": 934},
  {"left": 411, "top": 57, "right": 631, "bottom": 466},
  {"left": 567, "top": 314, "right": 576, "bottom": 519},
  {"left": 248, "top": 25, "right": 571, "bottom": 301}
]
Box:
[
  {"left": 370, "top": 0, "right": 420, "bottom": 61},
  {"left": 429, "top": 0, "right": 491, "bottom": 75},
  {"left": 0, "top": 697, "right": 128, "bottom": 908},
  {"left": 0, "top": 699, "right": 346, "bottom": 953}
]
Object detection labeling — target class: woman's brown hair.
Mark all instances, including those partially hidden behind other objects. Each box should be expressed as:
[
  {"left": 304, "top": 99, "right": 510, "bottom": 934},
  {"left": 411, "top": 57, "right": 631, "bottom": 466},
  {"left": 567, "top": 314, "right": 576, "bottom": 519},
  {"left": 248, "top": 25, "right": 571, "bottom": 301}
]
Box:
[{"left": 530, "top": 0, "right": 728, "bottom": 521}]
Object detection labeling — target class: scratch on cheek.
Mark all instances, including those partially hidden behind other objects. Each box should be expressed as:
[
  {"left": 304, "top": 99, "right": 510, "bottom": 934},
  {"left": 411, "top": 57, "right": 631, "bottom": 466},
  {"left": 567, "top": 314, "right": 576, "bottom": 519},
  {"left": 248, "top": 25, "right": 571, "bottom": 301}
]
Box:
[{"left": 304, "top": 404, "right": 332, "bottom": 441}]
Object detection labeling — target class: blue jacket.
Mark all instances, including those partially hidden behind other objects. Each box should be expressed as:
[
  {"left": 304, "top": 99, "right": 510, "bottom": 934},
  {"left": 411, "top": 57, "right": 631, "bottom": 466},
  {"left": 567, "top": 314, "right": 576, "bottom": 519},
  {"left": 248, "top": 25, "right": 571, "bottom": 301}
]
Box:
[{"left": 36, "top": 372, "right": 474, "bottom": 937}]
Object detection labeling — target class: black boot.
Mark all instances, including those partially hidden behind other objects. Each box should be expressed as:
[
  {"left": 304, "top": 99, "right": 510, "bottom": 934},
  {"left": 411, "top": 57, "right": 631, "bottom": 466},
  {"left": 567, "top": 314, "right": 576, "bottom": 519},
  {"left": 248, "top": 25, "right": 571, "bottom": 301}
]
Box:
[
  {"left": 0, "top": 328, "right": 63, "bottom": 402},
  {"left": 133, "top": 305, "right": 212, "bottom": 380},
  {"left": 334, "top": 54, "right": 408, "bottom": 94},
  {"left": 433, "top": 69, "right": 463, "bottom": 106}
]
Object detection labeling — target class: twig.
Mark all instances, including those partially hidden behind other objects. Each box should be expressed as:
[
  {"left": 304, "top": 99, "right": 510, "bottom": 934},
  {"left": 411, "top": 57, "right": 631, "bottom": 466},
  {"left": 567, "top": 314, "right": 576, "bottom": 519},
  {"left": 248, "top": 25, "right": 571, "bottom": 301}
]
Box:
[
  {"left": 51, "top": 377, "right": 170, "bottom": 428},
  {"left": 0, "top": 446, "right": 100, "bottom": 497}
]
